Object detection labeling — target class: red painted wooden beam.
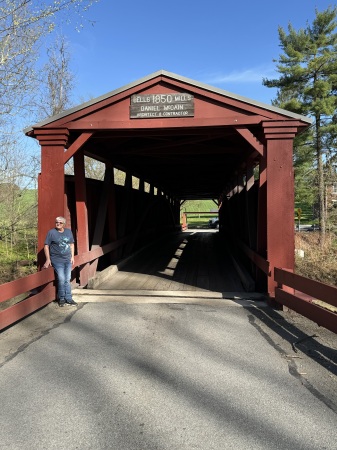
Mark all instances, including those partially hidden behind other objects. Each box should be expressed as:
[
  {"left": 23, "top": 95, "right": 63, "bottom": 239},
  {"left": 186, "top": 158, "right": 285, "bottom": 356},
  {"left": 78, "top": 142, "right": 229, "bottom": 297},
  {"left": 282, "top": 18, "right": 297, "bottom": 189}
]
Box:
[
  {"left": 64, "top": 132, "right": 93, "bottom": 164},
  {"left": 234, "top": 126, "right": 264, "bottom": 156},
  {"left": 275, "top": 268, "right": 337, "bottom": 308},
  {"left": 65, "top": 116, "right": 264, "bottom": 130},
  {"left": 276, "top": 288, "right": 337, "bottom": 334},
  {"left": 0, "top": 286, "right": 55, "bottom": 331},
  {"left": 0, "top": 268, "right": 54, "bottom": 304}
]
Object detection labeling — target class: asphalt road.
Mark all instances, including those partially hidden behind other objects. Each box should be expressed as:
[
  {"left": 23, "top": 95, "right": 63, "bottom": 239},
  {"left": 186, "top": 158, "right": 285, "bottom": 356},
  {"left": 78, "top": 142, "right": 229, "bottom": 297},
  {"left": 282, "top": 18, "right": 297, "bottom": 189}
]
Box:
[{"left": 0, "top": 298, "right": 336, "bottom": 450}]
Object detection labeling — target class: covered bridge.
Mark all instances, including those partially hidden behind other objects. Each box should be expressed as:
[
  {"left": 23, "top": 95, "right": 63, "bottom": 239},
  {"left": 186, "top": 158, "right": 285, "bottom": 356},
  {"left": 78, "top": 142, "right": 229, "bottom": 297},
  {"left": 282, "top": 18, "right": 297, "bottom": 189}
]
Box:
[{"left": 25, "top": 70, "right": 311, "bottom": 297}]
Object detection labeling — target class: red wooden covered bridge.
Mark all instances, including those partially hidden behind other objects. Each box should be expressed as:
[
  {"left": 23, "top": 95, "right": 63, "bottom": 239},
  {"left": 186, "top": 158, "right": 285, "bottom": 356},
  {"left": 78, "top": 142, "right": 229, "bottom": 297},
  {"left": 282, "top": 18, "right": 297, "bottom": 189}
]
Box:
[{"left": 1, "top": 70, "right": 337, "bottom": 332}]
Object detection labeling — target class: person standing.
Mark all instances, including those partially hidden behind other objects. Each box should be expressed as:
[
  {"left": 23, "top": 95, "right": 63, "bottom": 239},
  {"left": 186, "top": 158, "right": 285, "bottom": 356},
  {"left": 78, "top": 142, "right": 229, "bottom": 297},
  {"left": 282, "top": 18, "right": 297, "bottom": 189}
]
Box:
[{"left": 44, "top": 216, "right": 77, "bottom": 307}]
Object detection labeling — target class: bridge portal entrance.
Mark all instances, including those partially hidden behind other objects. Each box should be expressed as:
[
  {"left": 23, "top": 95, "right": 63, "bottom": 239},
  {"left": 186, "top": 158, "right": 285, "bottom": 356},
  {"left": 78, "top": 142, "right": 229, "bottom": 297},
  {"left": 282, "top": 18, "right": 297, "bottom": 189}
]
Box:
[{"left": 25, "top": 71, "right": 310, "bottom": 297}]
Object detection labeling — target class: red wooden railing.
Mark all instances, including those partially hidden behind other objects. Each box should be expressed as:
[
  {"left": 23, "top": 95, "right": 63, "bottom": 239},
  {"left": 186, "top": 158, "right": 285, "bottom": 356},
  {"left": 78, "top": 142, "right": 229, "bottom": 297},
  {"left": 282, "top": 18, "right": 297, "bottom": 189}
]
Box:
[
  {"left": 0, "top": 237, "right": 129, "bottom": 331},
  {"left": 237, "top": 239, "right": 270, "bottom": 276},
  {"left": 0, "top": 267, "right": 57, "bottom": 331},
  {"left": 274, "top": 268, "right": 337, "bottom": 334},
  {"left": 231, "top": 244, "right": 336, "bottom": 334}
]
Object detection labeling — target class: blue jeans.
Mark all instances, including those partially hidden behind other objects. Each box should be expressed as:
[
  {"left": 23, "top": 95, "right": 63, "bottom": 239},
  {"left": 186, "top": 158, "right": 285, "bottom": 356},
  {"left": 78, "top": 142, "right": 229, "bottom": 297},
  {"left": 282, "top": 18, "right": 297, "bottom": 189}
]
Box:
[{"left": 52, "top": 260, "right": 72, "bottom": 302}]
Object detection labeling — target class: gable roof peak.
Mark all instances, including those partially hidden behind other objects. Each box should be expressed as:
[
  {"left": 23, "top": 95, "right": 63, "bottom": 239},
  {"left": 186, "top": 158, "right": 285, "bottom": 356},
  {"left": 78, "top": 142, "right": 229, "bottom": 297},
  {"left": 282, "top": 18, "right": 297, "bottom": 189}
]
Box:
[{"left": 24, "top": 70, "right": 311, "bottom": 133}]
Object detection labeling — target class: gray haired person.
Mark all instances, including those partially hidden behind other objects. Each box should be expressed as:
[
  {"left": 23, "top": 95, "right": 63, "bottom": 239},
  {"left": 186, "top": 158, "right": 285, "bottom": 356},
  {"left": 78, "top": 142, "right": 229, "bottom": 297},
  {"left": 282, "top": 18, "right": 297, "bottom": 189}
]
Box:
[{"left": 44, "top": 216, "right": 77, "bottom": 307}]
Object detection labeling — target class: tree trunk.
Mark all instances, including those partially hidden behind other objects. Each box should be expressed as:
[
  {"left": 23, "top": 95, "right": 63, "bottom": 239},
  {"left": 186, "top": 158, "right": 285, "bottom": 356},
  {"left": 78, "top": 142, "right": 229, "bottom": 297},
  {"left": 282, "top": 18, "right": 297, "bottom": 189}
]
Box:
[{"left": 316, "top": 117, "right": 326, "bottom": 244}]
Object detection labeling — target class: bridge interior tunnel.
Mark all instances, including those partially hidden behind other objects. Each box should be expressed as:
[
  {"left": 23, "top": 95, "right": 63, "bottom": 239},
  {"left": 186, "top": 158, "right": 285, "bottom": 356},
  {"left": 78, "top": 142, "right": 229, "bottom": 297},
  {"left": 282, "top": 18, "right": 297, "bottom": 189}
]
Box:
[
  {"left": 68, "top": 123, "right": 259, "bottom": 200},
  {"left": 62, "top": 119, "right": 272, "bottom": 295},
  {"left": 66, "top": 127, "right": 255, "bottom": 278},
  {"left": 27, "top": 71, "right": 310, "bottom": 297}
]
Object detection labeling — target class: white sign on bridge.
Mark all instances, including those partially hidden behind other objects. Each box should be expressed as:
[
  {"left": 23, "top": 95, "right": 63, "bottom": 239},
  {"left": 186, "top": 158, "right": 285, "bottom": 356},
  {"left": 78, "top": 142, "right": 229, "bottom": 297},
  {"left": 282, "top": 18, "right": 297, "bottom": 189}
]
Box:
[{"left": 130, "top": 93, "right": 194, "bottom": 119}]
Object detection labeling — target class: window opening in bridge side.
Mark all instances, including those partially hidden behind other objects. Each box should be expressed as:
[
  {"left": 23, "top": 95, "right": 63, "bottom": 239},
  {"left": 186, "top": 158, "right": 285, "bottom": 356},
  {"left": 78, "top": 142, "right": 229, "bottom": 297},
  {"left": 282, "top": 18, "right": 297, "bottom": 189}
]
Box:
[
  {"left": 84, "top": 157, "right": 105, "bottom": 181},
  {"left": 132, "top": 176, "right": 139, "bottom": 190},
  {"left": 114, "top": 169, "right": 126, "bottom": 186}
]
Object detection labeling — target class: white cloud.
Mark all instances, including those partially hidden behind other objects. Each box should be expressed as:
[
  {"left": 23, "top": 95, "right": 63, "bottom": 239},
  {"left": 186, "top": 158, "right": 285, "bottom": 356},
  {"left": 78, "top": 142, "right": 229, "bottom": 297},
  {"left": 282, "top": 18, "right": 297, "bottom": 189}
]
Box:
[{"left": 204, "top": 65, "right": 276, "bottom": 84}]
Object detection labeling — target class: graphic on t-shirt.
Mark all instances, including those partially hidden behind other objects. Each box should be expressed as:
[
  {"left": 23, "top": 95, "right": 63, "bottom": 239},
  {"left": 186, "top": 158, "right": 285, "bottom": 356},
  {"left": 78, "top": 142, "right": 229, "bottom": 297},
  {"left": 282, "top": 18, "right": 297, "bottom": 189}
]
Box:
[
  {"left": 45, "top": 228, "right": 74, "bottom": 263},
  {"left": 59, "top": 236, "right": 71, "bottom": 254}
]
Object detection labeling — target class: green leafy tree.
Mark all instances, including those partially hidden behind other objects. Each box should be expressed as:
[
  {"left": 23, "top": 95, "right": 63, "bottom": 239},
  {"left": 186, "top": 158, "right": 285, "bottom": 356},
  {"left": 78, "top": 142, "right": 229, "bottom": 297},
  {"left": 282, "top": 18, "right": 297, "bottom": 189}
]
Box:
[{"left": 263, "top": 6, "right": 337, "bottom": 237}]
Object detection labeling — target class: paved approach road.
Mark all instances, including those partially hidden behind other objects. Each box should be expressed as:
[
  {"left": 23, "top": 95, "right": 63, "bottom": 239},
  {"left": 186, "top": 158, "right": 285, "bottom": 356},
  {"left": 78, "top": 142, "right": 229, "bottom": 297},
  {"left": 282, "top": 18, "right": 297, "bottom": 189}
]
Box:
[{"left": 1, "top": 295, "right": 336, "bottom": 450}]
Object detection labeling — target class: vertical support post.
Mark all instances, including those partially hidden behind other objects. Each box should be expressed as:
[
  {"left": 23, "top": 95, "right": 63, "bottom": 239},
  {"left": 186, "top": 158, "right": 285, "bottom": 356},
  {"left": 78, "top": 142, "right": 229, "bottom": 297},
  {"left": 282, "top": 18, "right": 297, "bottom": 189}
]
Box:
[
  {"left": 237, "top": 172, "right": 245, "bottom": 240},
  {"left": 182, "top": 212, "right": 187, "bottom": 230},
  {"left": 245, "top": 161, "right": 255, "bottom": 250},
  {"left": 107, "top": 167, "right": 117, "bottom": 263},
  {"left": 119, "top": 172, "right": 132, "bottom": 236},
  {"left": 237, "top": 172, "right": 244, "bottom": 194},
  {"left": 244, "top": 162, "right": 255, "bottom": 274},
  {"left": 139, "top": 178, "right": 145, "bottom": 192},
  {"left": 74, "top": 150, "right": 90, "bottom": 286},
  {"left": 35, "top": 129, "right": 69, "bottom": 269},
  {"left": 266, "top": 139, "right": 295, "bottom": 296},
  {"left": 246, "top": 163, "right": 255, "bottom": 191},
  {"left": 262, "top": 121, "right": 297, "bottom": 297},
  {"left": 174, "top": 198, "right": 181, "bottom": 228},
  {"left": 256, "top": 149, "right": 267, "bottom": 291},
  {"left": 89, "top": 164, "right": 111, "bottom": 277}
]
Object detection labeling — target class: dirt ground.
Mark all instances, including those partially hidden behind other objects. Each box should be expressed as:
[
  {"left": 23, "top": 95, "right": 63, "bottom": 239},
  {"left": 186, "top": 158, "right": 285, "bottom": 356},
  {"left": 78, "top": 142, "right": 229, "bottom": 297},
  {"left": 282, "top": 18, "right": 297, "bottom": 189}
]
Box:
[{"left": 1, "top": 300, "right": 336, "bottom": 414}]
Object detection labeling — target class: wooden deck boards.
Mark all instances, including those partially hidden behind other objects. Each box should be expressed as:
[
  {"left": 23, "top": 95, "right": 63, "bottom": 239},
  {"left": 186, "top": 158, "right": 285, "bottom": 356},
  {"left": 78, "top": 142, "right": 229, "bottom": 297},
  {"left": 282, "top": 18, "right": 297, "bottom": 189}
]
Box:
[{"left": 96, "top": 231, "right": 244, "bottom": 292}]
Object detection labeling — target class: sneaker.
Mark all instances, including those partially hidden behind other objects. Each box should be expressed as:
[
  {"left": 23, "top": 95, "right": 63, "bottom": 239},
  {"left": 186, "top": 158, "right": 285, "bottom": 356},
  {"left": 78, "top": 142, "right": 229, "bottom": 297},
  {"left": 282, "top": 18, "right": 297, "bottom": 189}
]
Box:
[
  {"left": 66, "top": 300, "right": 77, "bottom": 306},
  {"left": 59, "top": 301, "right": 65, "bottom": 307}
]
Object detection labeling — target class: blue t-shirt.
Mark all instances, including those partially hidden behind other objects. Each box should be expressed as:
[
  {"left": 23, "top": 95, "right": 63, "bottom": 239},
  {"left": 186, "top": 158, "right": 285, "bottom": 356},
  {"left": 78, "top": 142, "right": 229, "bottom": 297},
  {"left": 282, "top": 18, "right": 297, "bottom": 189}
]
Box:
[{"left": 44, "top": 228, "right": 74, "bottom": 264}]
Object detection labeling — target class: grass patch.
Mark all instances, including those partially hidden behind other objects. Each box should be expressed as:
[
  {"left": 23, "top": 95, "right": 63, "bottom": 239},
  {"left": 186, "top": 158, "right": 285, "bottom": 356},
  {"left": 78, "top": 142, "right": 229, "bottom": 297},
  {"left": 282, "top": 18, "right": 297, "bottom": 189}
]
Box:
[
  {"left": 184, "top": 217, "right": 214, "bottom": 228},
  {"left": 181, "top": 199, "right": 218, "bottom": 213},
  {"left": 181, "top": 200, "right": 218, "bottom": 228}
]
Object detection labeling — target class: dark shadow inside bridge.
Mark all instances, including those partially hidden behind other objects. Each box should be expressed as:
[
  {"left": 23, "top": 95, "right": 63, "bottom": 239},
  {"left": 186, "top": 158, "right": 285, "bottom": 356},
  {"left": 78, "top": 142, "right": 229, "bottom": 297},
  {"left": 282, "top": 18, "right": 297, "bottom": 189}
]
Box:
[{"left": 91, "top": 230, "right": 246, "bottom": 293}]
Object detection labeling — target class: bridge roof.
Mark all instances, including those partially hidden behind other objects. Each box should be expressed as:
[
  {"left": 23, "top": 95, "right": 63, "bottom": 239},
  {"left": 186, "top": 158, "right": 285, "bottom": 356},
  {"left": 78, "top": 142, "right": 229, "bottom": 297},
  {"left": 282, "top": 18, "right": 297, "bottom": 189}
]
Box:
[{"left": 26, "top": 70, "right": 311, "bottom": 200}]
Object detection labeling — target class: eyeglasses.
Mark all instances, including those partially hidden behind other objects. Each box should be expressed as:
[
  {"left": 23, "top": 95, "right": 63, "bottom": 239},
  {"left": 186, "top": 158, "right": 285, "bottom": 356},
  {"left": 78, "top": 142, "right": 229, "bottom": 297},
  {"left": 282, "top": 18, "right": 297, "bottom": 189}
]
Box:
[{"left": 55, "top": 222, "right": 64, "bottom": 224}]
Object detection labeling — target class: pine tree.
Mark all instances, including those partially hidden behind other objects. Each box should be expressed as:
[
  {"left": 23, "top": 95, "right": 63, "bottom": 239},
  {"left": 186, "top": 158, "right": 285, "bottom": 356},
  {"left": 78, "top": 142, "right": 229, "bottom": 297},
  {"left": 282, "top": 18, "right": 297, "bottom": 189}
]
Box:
[{"left": 263, "top": 7, "right": 337, "bottom": 237}]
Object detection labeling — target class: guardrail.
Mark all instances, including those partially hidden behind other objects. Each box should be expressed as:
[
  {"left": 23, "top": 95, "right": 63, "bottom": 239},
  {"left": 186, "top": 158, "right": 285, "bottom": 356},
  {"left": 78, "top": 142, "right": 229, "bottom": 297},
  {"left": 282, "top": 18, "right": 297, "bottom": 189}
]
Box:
[
  {"left": 237, "top": 239, "right": 270, "bottom": 275},
  {"left": 0, "top": 237, "right": 129, "bottom": 331},
  {"left": 275, "top": 268, "right": 337, "bottom": 334}
]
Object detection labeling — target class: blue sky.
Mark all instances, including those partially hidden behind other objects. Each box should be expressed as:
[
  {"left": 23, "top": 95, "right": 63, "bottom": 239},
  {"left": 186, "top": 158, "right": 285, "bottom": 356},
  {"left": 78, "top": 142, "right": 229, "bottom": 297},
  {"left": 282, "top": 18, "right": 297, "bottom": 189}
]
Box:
[{"left": 56, "top": 0, "right": 335, "bottom": 106}]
